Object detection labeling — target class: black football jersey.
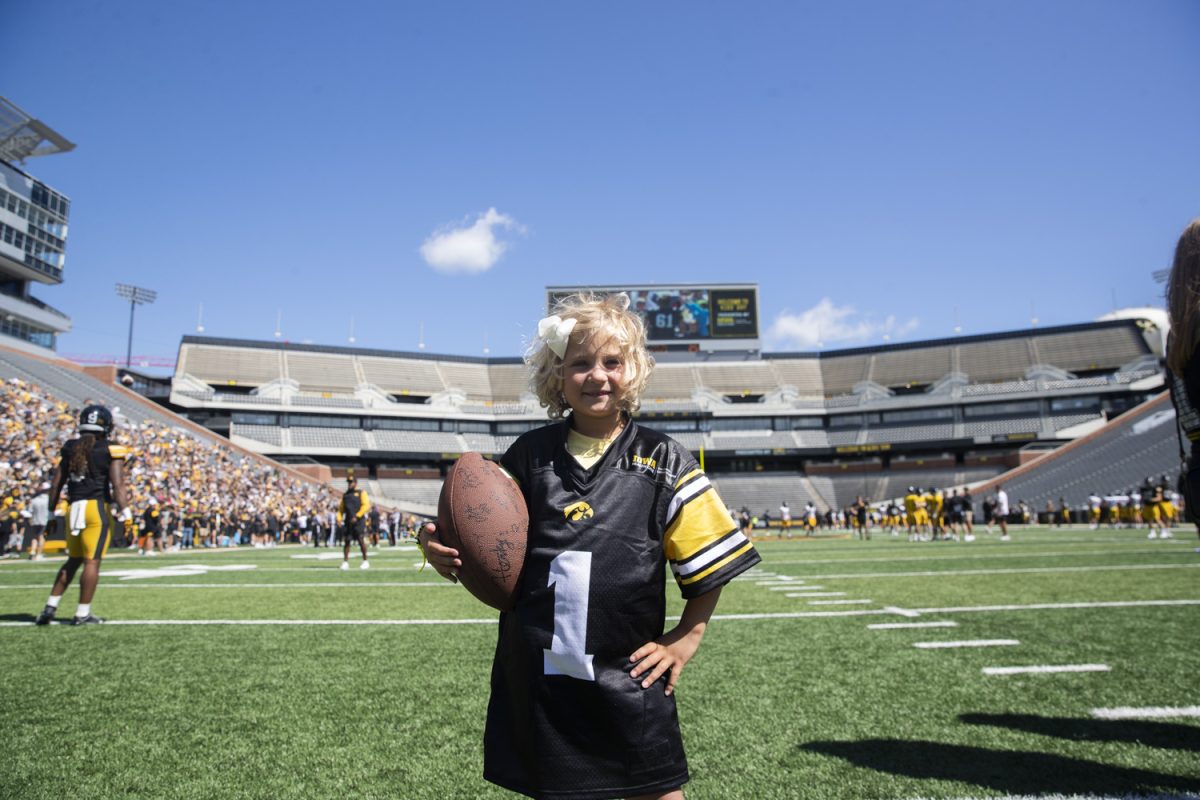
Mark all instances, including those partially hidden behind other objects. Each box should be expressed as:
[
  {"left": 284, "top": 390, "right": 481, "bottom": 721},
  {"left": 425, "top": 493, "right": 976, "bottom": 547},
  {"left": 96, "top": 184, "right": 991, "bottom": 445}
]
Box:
[
  {"left": 60, "top": 437, "right": 124, "bottom": 503},
  {"left": 486, "top": 420, "right": 760, "bottom": 799}
]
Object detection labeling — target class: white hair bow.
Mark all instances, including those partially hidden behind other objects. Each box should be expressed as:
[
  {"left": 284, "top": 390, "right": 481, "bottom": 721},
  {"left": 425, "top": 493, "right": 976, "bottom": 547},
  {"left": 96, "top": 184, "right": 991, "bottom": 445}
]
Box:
[{"left": 537, "top": 315, "right": 577, "bottom": 358}]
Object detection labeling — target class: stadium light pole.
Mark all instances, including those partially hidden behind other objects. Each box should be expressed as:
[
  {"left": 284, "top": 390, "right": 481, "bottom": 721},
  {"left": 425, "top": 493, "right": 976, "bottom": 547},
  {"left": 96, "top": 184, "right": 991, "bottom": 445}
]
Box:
[{"left": 115, "top": 283, "right": 157, "bottom": 368}]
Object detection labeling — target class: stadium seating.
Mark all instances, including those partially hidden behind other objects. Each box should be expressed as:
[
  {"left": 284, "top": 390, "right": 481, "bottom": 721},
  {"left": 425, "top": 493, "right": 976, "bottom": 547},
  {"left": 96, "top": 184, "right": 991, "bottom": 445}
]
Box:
[
  {"left": 375, "top": 478, "right": 442, "bottom": 507},
  {"left": 289, "top": 426, "right": 368, "bottom": 450},
  {"left": 868, "top": 346, "right": 954, "bottom": 388},
  {"left": 371, "top": 429, "right": 461, "bottom": 453},
  {"left": 285, "top": 352, "right": 359, "bottom": 393},
  {"left": 976, "top": 394, "right": 1179, "bottom": 507},
  {"left": 230, "top": 423, "right": 283, "bottom": 447},
  {"left": 358, "top": 355, "right": 445, "bottom": 395},
  {"left": 708, "top": 473, "right": 825, "bottom": 517},
  {"left": 179, "top": 344, "right": 282, "bottom": 386}
]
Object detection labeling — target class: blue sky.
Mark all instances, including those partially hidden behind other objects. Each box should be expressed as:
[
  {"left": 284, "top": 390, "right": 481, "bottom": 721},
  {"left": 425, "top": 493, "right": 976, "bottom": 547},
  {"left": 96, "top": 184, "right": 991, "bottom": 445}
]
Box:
[{"left": 4, "top": 1, "right": 1199, "bottom": 368}]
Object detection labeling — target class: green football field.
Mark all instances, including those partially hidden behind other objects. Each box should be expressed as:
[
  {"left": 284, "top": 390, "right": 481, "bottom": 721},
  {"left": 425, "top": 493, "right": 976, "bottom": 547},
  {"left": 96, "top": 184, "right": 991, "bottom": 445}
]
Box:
[{"left": 2, "top": 528, "right": 1198, "bottom": 800}]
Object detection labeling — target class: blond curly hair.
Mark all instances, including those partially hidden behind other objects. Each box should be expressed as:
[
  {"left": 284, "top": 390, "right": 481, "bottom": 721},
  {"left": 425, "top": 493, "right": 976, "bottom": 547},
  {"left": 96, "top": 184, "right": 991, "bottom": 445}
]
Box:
[{"left": 526, "top": 292, "right": 654, "bottom": 420}]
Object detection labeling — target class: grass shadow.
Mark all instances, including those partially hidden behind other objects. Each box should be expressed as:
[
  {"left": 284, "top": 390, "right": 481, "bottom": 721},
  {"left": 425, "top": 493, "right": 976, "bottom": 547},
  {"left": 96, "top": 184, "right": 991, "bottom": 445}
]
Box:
[
  {"left": 0, "top": 613, "right": 36, "bottom": 623},
  {"left": 961, "top": 711, "right": 1200, "bottom": 752},
  {"left": 800, "top": 738, "right": 1200, "bottom": 795}
]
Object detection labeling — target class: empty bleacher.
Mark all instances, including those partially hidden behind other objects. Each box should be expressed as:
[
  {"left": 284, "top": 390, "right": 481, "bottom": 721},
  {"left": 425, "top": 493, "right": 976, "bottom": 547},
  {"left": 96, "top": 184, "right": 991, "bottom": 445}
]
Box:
[
  {"left": 376, "top": 478, "right": 443, "bottom": 507},
  {"left": 869, "top": 346, "right": 954, "bottom": 388},
  {"left": 697, "top": 362, "right": 778, "bottom": 395},
  {"left": 372, "top": 429, "right": 462, "bottom": 453},
  {"left": 359, "top": 356, "right": 445, "bottom": 395},
  {"left": 1032, "top": 326, "right": 1147, "bottom": 372},
  {"left": 865, "top": 423, "right": 956, "bottom": 444},
  {"left": 820, "top": 354, "right": 871, "bottom": 396},
  {"left": 980, "top": 393, "right": 1179, "bottom": 507},
  {"left": 180, "top": 344, "right": 282, "bottom": 386},
  {"left": 231, "top": 423, "right": 283, "bottom": 446},
  {"left": 644, "top": 364, "right": 698, "bottom": 400},
  {"left": 768, "top": 357, "right": 824, "bottom": 397},
  {"left": 285, "top": 352, "right": 359, "bottom": 393},
  {"left": 436, "top": 362, "right": 491, "bottom": 400},
  {"left": 962, "top": 417, "right": 1041, "bottom": 437},
  {"left": 488, "top": 363, "right": 530, "bottom": 401},
  {"left": 958, "top": 339, "right": 1034, "bottom": 384},
  {"left": 709, "top": 474, "right": 825, "bottom": 516},
  {"left": 289, "top": 426, "right": 368, "bottom": 450}
]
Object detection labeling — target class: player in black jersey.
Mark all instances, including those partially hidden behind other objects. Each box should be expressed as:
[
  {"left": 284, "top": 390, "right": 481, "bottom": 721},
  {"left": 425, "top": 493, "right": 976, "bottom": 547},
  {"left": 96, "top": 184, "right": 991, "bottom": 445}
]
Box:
[
  {"left": 36, "top": 405, "right": 131, "bottom": 625},
  {"left": 338, "top": 474, "right": 371, "bottom": 570},
  {"left": 422, "top": 294, "right": 760, "bottom": 799}
]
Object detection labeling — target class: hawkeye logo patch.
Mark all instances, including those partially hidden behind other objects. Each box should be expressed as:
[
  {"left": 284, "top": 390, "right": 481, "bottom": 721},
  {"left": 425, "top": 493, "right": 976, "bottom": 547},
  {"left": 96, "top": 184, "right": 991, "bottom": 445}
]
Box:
[{"left": 564, "top": 501, "right": 594, "bottom": 522}]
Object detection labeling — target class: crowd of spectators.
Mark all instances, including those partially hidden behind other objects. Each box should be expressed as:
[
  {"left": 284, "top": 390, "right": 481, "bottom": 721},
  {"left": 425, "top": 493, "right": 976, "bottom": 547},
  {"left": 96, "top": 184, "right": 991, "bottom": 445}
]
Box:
[{"left": 1, "top": 377, "right": 361, "bottom": 555}]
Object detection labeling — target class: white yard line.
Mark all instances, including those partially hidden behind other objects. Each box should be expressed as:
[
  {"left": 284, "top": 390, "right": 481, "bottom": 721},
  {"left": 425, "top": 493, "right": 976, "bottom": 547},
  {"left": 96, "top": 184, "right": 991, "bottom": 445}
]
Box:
[
  {"left": 762, "top": 547, "right": 1191, "bottom": 567},
  {"left": 915, "top": 599, "right": 1200, "bottom": 614},
  {"left": 769, "top": 585, "right": 821, "bottom": 591},
  {"left": 868, "top": 621, "right": 959, "bottom": 630},
  {"left": 776, "top": 562, "right": 1200, "bottom": 582},
  {"left": 808, "top": 599, "right": 872, "bottom": 605},
  {"left": 1090, "top": 705, "right": 1200, "bottom": 720},
  {"left": 913, "top": 639, "right": 1020, "bottom": 649},
  {"left": 785, "top": 591, "right": 845, "bottom": 598},
  {"left": 983, "top": 664, "right": 1110, "bottom": 676},
  {"left": 3, "top": 598, "right": 1197, "bottom": 629}
]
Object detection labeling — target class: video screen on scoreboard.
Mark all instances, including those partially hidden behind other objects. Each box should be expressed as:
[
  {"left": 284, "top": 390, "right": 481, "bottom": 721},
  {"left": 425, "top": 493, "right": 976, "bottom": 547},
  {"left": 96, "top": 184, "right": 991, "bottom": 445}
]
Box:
[{"left": 547, "top": 285, "right": 758, "bottom": 342}]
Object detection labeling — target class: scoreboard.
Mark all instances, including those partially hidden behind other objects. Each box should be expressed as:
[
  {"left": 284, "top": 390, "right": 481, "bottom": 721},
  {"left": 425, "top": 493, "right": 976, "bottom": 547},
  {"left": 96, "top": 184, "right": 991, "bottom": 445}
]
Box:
[{"left": 546, "top": 284, "right": 760, "bottom": 350}]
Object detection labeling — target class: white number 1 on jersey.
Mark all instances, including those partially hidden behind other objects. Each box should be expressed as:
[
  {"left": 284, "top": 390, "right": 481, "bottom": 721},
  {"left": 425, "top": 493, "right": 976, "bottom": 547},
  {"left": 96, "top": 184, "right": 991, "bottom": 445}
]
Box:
[{"left": 543, "top": 550, "right": 596, "bottom": 681}]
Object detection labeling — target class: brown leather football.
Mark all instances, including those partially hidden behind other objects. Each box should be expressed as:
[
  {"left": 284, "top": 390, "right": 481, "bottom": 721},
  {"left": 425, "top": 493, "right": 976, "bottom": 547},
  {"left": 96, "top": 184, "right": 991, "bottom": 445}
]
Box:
[{"left": 436, "top": 451, "right": 528, "bottom": 611}]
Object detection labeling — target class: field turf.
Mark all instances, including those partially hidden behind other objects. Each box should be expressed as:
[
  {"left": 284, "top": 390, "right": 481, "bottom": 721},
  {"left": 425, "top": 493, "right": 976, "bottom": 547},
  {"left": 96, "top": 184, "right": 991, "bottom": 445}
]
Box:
[{"left": 2, "top": 527, "right": 1198, "bottom": 799}]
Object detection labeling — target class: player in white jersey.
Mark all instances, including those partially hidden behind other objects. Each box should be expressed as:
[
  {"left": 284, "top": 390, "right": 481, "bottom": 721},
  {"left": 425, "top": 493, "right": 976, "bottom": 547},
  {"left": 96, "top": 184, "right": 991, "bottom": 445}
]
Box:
[{"left": 995, "top": 485, "right": 1010, "bottom": 541}]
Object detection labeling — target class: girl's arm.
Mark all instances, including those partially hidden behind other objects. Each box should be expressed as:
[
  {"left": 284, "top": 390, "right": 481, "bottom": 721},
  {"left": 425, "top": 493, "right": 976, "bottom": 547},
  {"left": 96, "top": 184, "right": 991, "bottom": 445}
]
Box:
[{"left": 628, "top": 586, "right": 722, "bottom": 696}]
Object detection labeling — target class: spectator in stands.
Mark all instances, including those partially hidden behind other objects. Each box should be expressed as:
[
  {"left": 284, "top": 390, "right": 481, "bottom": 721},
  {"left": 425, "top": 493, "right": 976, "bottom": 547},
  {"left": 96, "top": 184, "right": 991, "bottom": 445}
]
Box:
[
  {"left": 26, "top": 482, "right": 50, "bottom": 560},
  {"left": 1166, "top": 218, "right": 1200, "bottom": 542}
]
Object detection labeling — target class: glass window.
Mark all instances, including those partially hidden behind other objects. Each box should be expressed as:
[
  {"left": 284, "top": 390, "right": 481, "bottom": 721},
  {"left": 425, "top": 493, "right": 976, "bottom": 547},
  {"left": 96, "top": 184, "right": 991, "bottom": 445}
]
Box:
[
  {"left": 709, "top": 417, "right": 772, "bottom": 431},
  {"left": 1049, "top": 396, "right": 1100, "bottom": 412},
  {"left": 881, "top": 407, "right": 954, "bottom": 423},
  {"left": 963, "top": 400, "right": 1040, "bottom": 418},
  {"left": 640, "top": 419, "right": 696, "bottom": 431},
  {"left": 373, "top": 417, "right": 440, "bottom": 431}
]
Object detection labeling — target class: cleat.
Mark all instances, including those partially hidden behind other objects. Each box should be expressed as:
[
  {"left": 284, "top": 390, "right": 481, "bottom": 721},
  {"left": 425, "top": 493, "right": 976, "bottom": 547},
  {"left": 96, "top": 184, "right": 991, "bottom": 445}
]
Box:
[
  {"left": 72, "top": 614, "right": 104, "bottom": 626},
  {"left": 1148, "top": 531, "right": 1158, "bottom": 539},
  {"left": 339, "top": 561, "right": 350, "bottom": 571},
  {"left": 35, "top": 605, "right": 57, "bottom": 626},
  {"left": 360, "top": 560, "right": 370, "bottom": 570}
]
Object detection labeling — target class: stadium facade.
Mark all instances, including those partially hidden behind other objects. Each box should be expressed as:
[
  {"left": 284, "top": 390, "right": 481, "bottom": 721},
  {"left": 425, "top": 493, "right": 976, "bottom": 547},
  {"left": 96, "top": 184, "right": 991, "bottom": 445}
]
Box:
[
  {"left": 0, "top": 97, "right": 74, "bottom": 355},
  {"left": 166, "top": 312, "right": 1166, "bottom": 515}
]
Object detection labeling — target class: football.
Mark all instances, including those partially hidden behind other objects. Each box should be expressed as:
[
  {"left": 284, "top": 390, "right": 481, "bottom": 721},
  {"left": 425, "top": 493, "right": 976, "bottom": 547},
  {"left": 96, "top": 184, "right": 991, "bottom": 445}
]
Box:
[{"left": 436, "top": 451, "right": 529, "bottom": 611}]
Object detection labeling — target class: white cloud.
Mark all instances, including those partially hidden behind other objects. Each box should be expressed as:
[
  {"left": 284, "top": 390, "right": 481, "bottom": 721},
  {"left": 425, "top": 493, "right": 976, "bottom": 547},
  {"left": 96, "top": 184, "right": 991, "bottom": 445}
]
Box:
[
  {"left": 420, "top": 208, "right": 523, "bottom": 274},
  {"left": 767, "top": 298, "right": 920, "bottom": 349}
]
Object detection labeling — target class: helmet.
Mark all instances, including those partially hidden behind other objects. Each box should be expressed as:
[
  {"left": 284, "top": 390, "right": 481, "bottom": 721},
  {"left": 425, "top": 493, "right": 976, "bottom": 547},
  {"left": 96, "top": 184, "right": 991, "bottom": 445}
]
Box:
[{"left": 78, "top": 405, "right": 113, "bottom": 435}]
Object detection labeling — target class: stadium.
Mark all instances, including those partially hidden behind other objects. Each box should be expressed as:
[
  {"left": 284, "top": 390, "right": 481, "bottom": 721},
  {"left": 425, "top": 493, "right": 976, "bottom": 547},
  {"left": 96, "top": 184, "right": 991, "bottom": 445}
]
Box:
[{"left": 5, "top": 27, "right": 1200, "bottom": 800}]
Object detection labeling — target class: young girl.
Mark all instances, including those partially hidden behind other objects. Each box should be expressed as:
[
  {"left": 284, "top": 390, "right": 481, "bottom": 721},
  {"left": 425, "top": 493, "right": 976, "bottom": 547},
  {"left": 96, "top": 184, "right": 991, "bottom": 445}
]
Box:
[{"left": 421, "top": 293, "right": 761, "bottom": 800}]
